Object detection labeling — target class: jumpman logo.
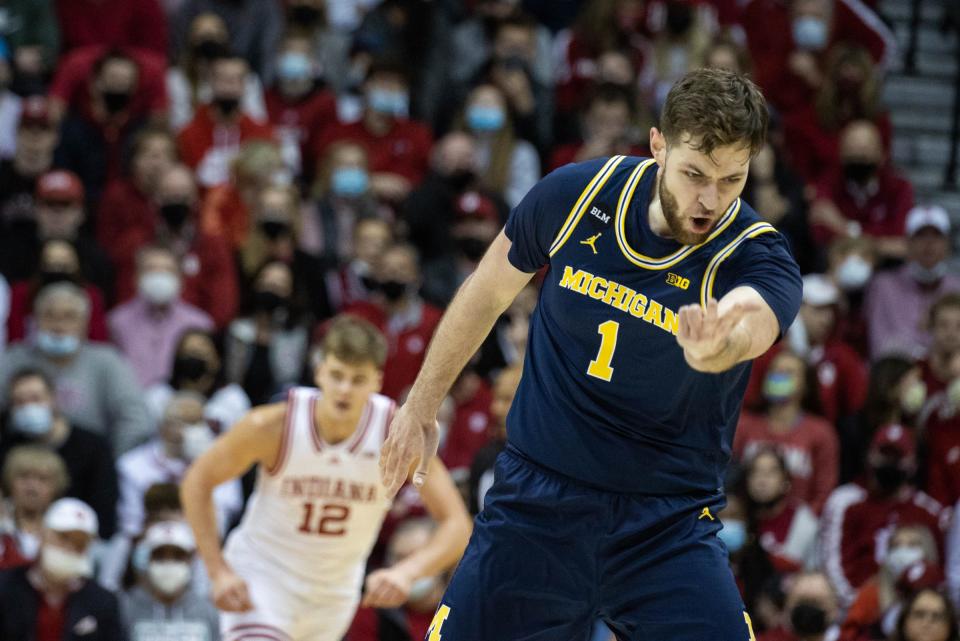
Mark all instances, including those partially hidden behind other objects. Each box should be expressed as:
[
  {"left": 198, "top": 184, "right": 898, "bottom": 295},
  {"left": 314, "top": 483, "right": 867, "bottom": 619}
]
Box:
[
  {"left": 698, "top": 507, "right": 715, "bottom": 521},
  {"left": 580, "top": 233, "right": 602, "bottom": 254}
]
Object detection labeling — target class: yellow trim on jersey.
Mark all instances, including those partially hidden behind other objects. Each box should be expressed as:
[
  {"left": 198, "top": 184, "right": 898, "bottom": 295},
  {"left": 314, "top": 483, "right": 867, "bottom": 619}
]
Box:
[
  {"left": 548, "top": 155, "right": 627, "bottom": 257},
  {"left": 613, "top": 160, "right": 743, "bottom": 270},
  {"left": 699, "top": 222, "right": 778, "bottom": 306}
]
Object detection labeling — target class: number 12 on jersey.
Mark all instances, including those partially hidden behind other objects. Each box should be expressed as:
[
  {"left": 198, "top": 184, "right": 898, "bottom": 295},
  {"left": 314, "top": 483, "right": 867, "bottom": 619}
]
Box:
[{"left": 587, "top": 320, "right": 619, "bottom": 382}]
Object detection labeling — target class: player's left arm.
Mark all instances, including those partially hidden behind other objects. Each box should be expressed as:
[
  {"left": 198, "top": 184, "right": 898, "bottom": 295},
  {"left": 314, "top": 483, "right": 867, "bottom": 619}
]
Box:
[{"left": 361, "top": 457, "right": 472, "bottom": 608}]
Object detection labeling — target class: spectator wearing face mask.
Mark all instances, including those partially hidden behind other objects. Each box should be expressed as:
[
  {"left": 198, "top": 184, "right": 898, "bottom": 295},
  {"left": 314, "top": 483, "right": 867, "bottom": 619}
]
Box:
[
  {"left": 323, "top": 218, "right": 393, "bottom": 314},
  {"left": 810, "top": 120, "right": 914, "bottom": 259},
  {"left": 0, "top": 283, "right": 151, "bottom": 455},
  {"left": 866, "top": 206, "right": 960, "bottom": 360},
  {"left": 144, "top": 328, "right": 251, "bottom": 433},
  {"left": 819, "top": 424, "right": 947, "bottom": 608},
  {"left": 741, "top": 0, "right": 895, "bottom": 115},
  {"left": 892, "top": 588, "right": 960, "bottom": 641},
  {"left": 761, "top": 571, "right": 841, "bottom": 641},
  {"left": 423, "top": 191, "right": 503, "bottom": 307},
  {"left": 341, "top": 243, "right": 442, "bottom": 400},
  {"left": 301, "top": 141, "right": 382, "bottom": 268},
  {"left": 167, "top": 12, "right": 267, "bottom": 132},
  {"left": 741, "top": 448, "right": 819, "bottom": 572},
  {"left": 549, "top": 83, "right": 648, "bottom": 172},
  {"left": 265, "top": 33, "right": 337, "bottom": 178},
  {"left": 735, "top": 349, "right": 839, "bottom": 514},
  {"left": 7, "top": 239, "right": 110, "bottom": 343},
  {"left": 458, "top": 82, "right": 540, "bottom": 209},
  {"left": 116, "top": 392, "right": 243, "bottom": 541},
  {"left": 782, "top": 45, "right": 891, "bottom": 186},
  {"left": 825, "top": 237, "right": 876, "bottom": 354},
  {"left": 0, "top": 498, "right": 122, "bottom": 641},
  {"left": 283, "top": 0, "right": 346, "bottom": 93},
  {"left": 347, "top": 518, "right": 451, "bottom": 641},
  {"left": 225, "top": 261, "right": 310, "bottom": 405},
  {"left": 468, "top": 365, "right": 522, "bottom": 514},
  {"left": 109, "top": 244, "right": 214, "bottom": 388},
  {"left": 177, "top": 55, "right": 274, "bottom": 189},
  {"left": 312, "top": 59, "right": 433, "bottom": 204},
  {"left": 0, "top": 97, "right": 59, "bottom": 226},
  {"left": 120, "top": 520, "right": 219, "bottom": 641},
  {"left": 842, "top": 524, "right": 942, "bottom": 641},
  {"left": 1, "top": 370, "right": 118, "bottom": 539},
  {"left": 112, "top": 164, "right": 239, "bottom": 328},
  {"left": 0, "top": 446, "right": 69, "bottom": 566},
  {"left": 96, "top": 127, "right": 178, "bottom": 261}
]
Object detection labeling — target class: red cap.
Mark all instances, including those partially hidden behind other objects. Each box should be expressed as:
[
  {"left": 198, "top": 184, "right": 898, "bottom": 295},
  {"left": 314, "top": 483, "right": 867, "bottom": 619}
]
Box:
[
  {"left": 454, "top": 191, "right": 499, "bottom": 223},
  {"left": 36, "top": 170, "right": 84, "bottom": 204},
  {"left": 897, "top": 560, "right": 945, "bottom": 594},
  {"left": 871, "top": 424, "right": 916, "bottom": 457},
  {"left": 19, "top": 96, "right": 54, "bottom": 129}
]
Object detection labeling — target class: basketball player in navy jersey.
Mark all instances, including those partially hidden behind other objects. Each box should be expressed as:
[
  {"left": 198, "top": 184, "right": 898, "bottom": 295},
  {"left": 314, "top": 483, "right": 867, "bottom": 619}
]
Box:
[{"left": 381, "top": 68, "right": 803, "bottom": 639}]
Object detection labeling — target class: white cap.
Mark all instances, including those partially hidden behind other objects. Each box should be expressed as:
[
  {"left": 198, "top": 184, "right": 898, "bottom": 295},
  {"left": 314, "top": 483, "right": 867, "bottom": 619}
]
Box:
[
  {"left": 141, "top": 520, "right": 195, "bottom": 555},
  {"left": 802, "top": 274, "right": 839, "bottom": 306},
  {"left": 44, "top": 498, "right": 98, "bottom": 536},
  {"left": 905, "top": 205, "right": 950, "bottom": 236}
]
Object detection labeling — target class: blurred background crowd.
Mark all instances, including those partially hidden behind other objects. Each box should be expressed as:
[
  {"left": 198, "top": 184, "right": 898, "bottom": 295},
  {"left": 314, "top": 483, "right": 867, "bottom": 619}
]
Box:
[{"left": 0, "top": 0, "right": 958, "bottom": 639}]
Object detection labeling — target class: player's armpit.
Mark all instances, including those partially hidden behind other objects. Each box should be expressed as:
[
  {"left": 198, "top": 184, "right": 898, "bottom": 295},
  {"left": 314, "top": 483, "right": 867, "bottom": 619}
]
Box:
[{"left": 468, "top": 230, "right": 537, "bottom": 313}]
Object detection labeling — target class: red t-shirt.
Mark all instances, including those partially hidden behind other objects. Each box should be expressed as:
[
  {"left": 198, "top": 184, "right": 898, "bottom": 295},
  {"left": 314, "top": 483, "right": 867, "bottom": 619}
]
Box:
[
  {"left": 812, "top": 166, "right": 915, "bottom": 243},
  {"left": 264, "top": 88, "right": 338, "bottom": 168},
  {"left": 35, "top": 591, "right": 67, "bottom": 641},
  {"left": 55, "top": 0, "right": 168, "bottom": 56},
  {"left": 311, "top": 118, "right": 433, "bottom": 185},
  {"left": 49, "top": 45, "right": 168, "bottom": 118},
  {"left": 921, "top": 397, "right": 960, "bottom": 507},
  {"left": 177, "top": 106, "right": 274, "bottom": 185},
  {"left": 441, "top": 379, "right": 493, "bottom": 472},
  {"left": 97, "top": 178, "right": 153, "bottom": 262},
  {"left": 734, "top": 411, "right": 839, "bottom": 514},
  {"left": 340, "top": 300, "right": 443, "bottom": 400}
]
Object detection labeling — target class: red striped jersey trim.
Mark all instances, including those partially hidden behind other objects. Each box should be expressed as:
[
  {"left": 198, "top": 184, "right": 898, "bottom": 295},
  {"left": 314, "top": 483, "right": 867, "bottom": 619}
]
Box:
[
  {"left": 308, "top": 392, "right": 325, "bottom": 451},
  {"left": 265, "top": 390, "right": 296, "bottom": 476},
  {"left": 347, "top": 400, "right": 373, "bottom": 453}
]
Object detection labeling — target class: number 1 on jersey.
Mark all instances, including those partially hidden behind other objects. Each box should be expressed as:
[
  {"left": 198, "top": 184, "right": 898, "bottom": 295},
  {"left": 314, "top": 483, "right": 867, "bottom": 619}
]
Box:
[{"left": 587, "top": 320, "right": 619, "bottom": 382}]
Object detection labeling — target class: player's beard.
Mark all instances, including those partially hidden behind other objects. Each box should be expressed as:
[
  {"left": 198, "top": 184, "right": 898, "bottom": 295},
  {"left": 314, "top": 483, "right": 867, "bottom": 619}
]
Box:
[{"left": 658, "top": 170, "right": 715, "bottom": 246}]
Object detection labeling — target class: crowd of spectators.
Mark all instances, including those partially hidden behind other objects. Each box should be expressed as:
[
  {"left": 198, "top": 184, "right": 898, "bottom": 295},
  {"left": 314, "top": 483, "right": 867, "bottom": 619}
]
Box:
[{"left": 0, "top": 0, "right": 957, "bottom": 640}]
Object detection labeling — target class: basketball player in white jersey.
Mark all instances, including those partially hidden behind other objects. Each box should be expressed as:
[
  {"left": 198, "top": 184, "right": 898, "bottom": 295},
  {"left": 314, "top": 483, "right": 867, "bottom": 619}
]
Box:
[{"left": 181, "top": 316, "right": 472, "bottom": 641}]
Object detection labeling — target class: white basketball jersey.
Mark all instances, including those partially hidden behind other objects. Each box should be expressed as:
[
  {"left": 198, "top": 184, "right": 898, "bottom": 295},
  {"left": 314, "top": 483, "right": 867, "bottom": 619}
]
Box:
[{"left": 224, "top": 387, "right": 395, "bottom": 598}]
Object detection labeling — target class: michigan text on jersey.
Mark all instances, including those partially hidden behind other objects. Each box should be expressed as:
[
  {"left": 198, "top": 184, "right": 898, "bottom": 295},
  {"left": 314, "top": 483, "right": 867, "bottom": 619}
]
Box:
[{"left": 558, "top": 265, "right": 680, "bottom": 335}]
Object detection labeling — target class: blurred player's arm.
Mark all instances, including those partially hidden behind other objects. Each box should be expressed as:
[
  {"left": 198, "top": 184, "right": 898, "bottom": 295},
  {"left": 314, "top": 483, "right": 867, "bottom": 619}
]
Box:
[
  {"left": 362, "top": 457, "right": 472, "bottom": 608},
  {"left": 677, "top": 287, "right": 779, "bottom": 374},
  {"left": 380, "top": 230, "right": 533, "bottom": 495},
  {"left": 181, "top": 403, "right": 285, "bottom": 611}
]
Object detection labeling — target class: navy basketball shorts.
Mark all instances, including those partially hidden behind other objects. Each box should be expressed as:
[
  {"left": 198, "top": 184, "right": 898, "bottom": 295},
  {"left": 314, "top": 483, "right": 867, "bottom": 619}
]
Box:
[{"left": 426, "top": 445, "right": 756, "bottom": 641}]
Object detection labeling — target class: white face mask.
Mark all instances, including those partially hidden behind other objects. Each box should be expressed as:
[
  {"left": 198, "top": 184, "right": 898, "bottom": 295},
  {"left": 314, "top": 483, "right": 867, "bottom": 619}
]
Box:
[
  {"left": 885, "top": 545, "right": 925, "bottom": 579},
  {"left": 408, "top": 575, "right": 438, "bottom": 602},
  {"left": 181, "top": 423, "right": 215, "bottom": 460},
  {"left": 41, "top": 544, "right": 93, "bottom": 582},
  {"left": 836, "top": 255, "right": 873, "bottom": 291},
  {"left": 148, "top": 560, "right": 192, "bottom": 595},
  {"left": 139, "top": 270, "right": 181, "bottom": 305}
]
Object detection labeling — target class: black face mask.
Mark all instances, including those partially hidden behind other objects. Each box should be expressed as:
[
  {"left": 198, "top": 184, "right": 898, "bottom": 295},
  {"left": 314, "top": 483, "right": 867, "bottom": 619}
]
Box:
[
  {"left": 457, "top": 236, "right": 488, "bottom": 262},
  {"left": 498, "top": 55, "right": 529, "bottom": 73},
  {"left": 193, "top": 39, "right": 228, "bottom": 60},
  {"left": 842, "top": 160, "right": 878, "bottom": 186},
  {"left": 253, "top": 290, "right": 286, "bottom": 313},
  {"left": 872, "top": 463, "right": 908, "bottom": 493},
  {"left": 173, "top": 355, "right": 210, "bottom": 383},
  {"left": 290, "top": 4, "right": 323, "bottom": 26},
  {"left": 39, "top": 270, "right": 76, "bottom": 287},
  {"left": 101, "top": 90, "right": 131, "bottom": 114},
  {"left": 259, "top": 220, "right": 290, "bottom": 240},
  {"left": 790, "top": 602, "right": 828, "bottom": 636},
  {"left": 665, "top": 2, "right": 694, "bottom": 35},
  {"left": 379, "top": 280, "right": 409, "bottom": 302},
  {"left": 214, "top": 96, "right": 241, "bottom": 116},
  {"left": 159, "top": 203, "right": 192, "bottom": 230},
  {"left": 445, "top": 169, "right": 475, "bottom": 191},
  {"left": 360, "top": 274, "right": 379, "bottom": 292}
]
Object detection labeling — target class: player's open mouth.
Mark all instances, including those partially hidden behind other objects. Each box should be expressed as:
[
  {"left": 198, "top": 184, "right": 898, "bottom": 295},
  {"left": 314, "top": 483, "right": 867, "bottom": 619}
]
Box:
[
  {"left": 335, "top": 400, "right": 351, "bottom": 412},
  {"left": 690, "top": 216, "right": 712, "bottom": 233}
]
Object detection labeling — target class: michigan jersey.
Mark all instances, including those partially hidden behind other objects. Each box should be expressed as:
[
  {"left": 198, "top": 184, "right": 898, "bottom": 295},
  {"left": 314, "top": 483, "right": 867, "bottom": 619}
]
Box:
[{"left": 504, "top": 155, "right": 802, "bottom": 494}]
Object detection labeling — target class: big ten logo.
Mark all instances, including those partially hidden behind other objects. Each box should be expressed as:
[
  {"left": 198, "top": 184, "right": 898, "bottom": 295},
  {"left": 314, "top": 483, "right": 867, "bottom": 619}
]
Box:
[
  {"left": 665, "top": 272, "right": 690, "bottom": 290},
  {"left": 589, "top": 206, "right": 611, "bottom": 224}
]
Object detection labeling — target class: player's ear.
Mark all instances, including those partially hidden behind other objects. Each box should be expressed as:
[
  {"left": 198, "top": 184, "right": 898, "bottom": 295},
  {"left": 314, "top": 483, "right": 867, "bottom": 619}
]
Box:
[{"left": 649, "top": 127, "right": 666, "bottom": 165}]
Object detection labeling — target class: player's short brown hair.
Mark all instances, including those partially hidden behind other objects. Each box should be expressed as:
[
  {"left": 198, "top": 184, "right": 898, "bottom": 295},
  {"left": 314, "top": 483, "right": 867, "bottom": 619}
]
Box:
[
  {"left": 321, "top": 315, "right": 388, "bottom": 369},
  {"left": 660, "top": 68, "right": 768, "bottom": 157}
]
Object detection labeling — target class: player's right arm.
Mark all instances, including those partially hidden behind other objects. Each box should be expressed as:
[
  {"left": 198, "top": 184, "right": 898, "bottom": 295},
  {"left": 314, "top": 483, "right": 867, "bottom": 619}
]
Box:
[
  {"left": 380, "top": 231, "right": 534, "bottom": 495},
  {"left": 180, "top": 403, "right": 286, "bottom": 611}
]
